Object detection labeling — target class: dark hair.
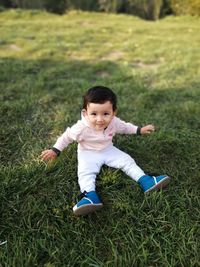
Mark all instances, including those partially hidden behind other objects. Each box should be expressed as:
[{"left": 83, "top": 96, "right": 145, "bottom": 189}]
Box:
[{"left": 83, "top": 86, "right": 117, "bottom": 111}]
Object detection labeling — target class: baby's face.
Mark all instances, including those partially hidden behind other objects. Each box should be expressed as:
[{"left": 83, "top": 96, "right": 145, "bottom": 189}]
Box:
[{"left": 85, "top": 101, "right": 116, "bottom": 130}]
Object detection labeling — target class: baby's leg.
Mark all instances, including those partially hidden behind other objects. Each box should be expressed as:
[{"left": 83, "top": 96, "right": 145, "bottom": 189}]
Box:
[
  {"left": 104, "top": 146, "right": 170, "bottom": 192},
  {"left": 77, "top": 149, "right": 103, "bottom": 192},
  {"left": 104, "top": 146, "right": 145, "bottom": 181},
  {"left": 74, "top": 149, "right": 104, "bottom": 215}
]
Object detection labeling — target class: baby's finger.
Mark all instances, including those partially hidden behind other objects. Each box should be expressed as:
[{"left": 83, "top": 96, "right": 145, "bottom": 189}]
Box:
[
  {"left": 149, "top": 126, "right": 155, "bottom": 132},
  {"left": 41, "top": 150, "right": 51, "bottom": 158},
  {"left": 41, "top": 152, "right": 50, "bottom": 160},
  {"left": 40, "top": 153, "right": 46, "bottom": 159},
  {"left": 41, "top": 150, "right": 49, "bottom": 155},
  {"left": 42, "top": 155, "right": 50, "bottom": 161}
]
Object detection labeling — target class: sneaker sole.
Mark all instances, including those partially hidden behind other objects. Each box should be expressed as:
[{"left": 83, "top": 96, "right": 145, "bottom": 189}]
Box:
[
  {"left": 145, "top": 176, "right": 170, "bottom": 193},
  {"left": 73, "top": 203, "right": 103, "bottom": 216}
]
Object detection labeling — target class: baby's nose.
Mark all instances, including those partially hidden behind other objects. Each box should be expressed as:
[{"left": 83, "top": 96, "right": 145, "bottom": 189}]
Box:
[{"left": 97, "top": 116, "right": 103, "bottom": 122}]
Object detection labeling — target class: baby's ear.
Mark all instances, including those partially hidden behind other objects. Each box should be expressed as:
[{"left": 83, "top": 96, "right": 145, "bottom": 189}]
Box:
[
  {"left": 114, "top": 109, "right": 117, "bottom": 116},
  {"left": 82, "top": 109, "right": 87, "bottom": 116}
]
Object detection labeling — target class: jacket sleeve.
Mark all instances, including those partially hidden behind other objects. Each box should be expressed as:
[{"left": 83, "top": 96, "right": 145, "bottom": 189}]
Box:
[
  {"left": 53, "top": 120, "right": 84, "bottom": 151},
  {"left": 114, "top": 117, "right": 138, "bottom": 135}
]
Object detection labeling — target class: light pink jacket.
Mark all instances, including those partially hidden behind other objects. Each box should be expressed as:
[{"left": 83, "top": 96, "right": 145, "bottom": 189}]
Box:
[{"left": 53, "top": 113, "right": 138, "bottom": 151}]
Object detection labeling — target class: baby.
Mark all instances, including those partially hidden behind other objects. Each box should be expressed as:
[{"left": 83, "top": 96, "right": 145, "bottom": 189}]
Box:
[{"left": 41, "top": 86, "right": 170, "bottom": 215}]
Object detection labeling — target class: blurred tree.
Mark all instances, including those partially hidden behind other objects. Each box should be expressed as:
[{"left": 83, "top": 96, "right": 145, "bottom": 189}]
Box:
[
  {"left": 160, "top": 0, "right": 173, "bottom": 17},
  {"left": 189, "top": 0, "right": 200, "bottom": 15},
  {"left": 148, "top": 0, "right": 163, "bottom": 20},
  {"left": 170, "top": 0, "right": 200, "bottom": 16},
  {"left": 1, "top": 0, "right": 199, "bottom": 18},
  {"left": 0, "top": 0, "right": 13, "bottom": 7},
  {"left": 43, "top": 0, "right": 67, "bottom": 14},
  {"left": 71, "top": 0, "right": 99, "bottom": 11},
  {"left": 8, "top": 0, "right": 43, "bottom": 9},
  {"left": 98, "top": 0, "right": 125, "bottom": 13},
  {"left": 125, "top": 0, "right": 163, "bottom": 20}
]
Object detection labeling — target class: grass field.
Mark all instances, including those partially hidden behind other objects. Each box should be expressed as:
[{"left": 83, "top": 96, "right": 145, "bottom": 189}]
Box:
[{"left": 0, "top": 9, "right": 200, "bottom": 267}]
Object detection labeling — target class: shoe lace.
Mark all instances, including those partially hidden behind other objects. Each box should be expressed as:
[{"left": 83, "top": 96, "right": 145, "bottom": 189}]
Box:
[
  {"left": 78, "top": 191, "right": 88, "bottom": 200},
  {"left": 147, "top": 172, "right": 159, "bottom": 176}
]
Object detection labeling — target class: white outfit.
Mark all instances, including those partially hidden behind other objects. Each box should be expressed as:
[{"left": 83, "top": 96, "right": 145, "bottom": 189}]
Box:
[
  {"left": 53, "top": 113, "right": 145, "bottom": 192},
  {"left": 78, "top": 145, "right": 144, "bottom": 192}
]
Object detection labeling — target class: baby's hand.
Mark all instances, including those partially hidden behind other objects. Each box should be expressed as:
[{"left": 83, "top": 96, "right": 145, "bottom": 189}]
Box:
[
  {"left": 141, "top": 124, "right": 155, "bottom": 135},
  {"left": 40, "top": 149, "right": 57, "bottom": 161}
]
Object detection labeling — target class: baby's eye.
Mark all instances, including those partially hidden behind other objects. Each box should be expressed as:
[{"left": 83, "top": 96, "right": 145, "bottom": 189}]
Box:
[
  {"left": 104, "top": 112, "right": 110, "bottom": 116},
  {"left": 91, "top": 112, "right": 96, "bottom": 116}
]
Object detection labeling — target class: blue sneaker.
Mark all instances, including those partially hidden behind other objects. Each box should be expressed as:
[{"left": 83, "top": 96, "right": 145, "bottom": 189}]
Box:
[
  {"left": 73, "top": 191, "right": 103, "bottom": 216},
  {"left": 138, "top": 174, "right": 170, "bottom": 193}
]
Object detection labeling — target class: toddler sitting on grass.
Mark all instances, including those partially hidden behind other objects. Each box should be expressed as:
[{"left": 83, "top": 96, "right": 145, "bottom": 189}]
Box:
[{"left": 41, "top": 86, "right": 170, "bottom": 215}]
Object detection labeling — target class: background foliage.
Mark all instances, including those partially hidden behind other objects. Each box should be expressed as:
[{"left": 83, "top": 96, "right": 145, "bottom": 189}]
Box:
[{"left": 0, "top": 0, "right": 200, "bottom": 19}]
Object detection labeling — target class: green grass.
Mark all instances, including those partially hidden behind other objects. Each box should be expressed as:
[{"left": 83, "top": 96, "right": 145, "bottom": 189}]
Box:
[{"left": 0, "top": 9, "right": 200, "bottom": 267}]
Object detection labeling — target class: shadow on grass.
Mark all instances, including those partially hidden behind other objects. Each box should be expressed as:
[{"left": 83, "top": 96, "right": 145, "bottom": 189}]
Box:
[
  {"left": 1, "top": 56, "right": 200, "bottom": 164},
  {"left": 1, "top": 56, "right": 200, "bottom": 266}
]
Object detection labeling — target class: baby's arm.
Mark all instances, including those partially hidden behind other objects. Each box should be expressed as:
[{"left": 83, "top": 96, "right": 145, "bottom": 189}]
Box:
[
  {"left": 40, "top": 128, "right": 71, "bottom": 162},
  {"left": 114, "top": 117, "right": 155, "bottom": 135},
  {"left": 140, "top": 124, "right": 155, "bottom": 135},
  {"left": 40, "top": 120, "right": 84, "bottom": 161}
]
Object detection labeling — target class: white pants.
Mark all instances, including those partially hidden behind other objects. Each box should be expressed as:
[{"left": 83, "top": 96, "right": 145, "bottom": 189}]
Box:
[{"left": 77, "top": 145, "right": 145, "bottom": 193}]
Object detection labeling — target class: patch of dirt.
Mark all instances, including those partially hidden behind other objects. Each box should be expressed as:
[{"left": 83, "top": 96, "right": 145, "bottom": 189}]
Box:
[
  {"left": 96, "top": 71, "right": 110, "bottom": 78},
  {"left": 101, "top": 51, "right": 124, "bottom": 61},
  {"left": 80, "top": 21, "right": 91, "bottom": 27},
  {"left": 9, "top": 44, "right": 21, "bottom": 51},
  {"left": 131, "top": 58, "right": 165, "bottom": 69}
]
